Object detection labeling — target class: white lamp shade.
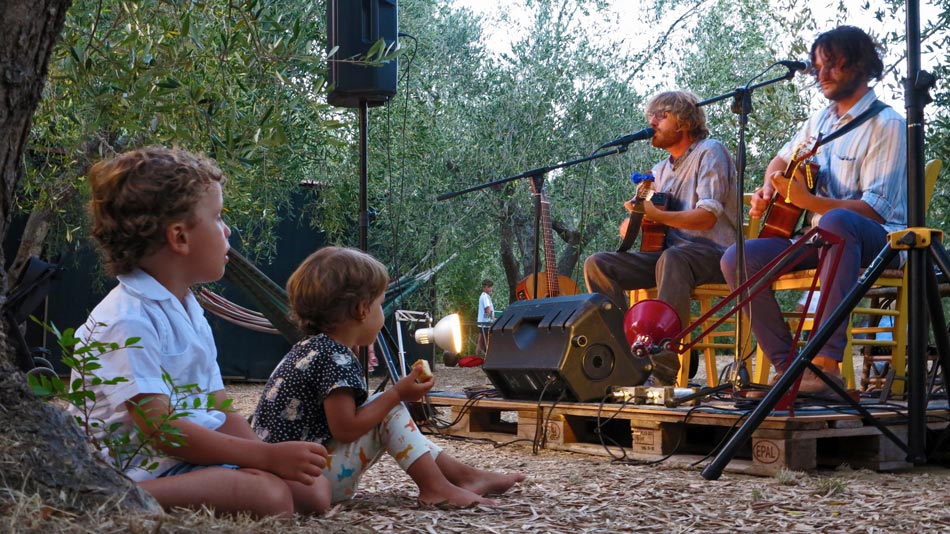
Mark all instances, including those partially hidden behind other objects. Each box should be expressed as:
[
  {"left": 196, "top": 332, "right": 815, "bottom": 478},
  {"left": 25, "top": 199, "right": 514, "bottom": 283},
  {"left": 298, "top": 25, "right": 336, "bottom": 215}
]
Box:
[{"left": 414, "top": 313, "right": 462, "bottom": 353}]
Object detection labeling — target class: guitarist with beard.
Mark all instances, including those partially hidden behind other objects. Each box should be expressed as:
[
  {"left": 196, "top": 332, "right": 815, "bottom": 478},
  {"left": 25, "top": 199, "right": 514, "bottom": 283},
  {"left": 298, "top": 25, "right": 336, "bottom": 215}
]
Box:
[
  {"left": 584, "top": 90, "right": 738, "bottom": 333},
  {"left": 720, "top": 26, "right": 907, "bottom": 398}
]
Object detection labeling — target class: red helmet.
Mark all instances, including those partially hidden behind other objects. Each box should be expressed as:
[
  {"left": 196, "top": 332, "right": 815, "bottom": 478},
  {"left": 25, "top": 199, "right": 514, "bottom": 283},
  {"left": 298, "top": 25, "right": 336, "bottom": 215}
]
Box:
[{"left": 623, "top": 299, "right": 681, "bottom": 351}]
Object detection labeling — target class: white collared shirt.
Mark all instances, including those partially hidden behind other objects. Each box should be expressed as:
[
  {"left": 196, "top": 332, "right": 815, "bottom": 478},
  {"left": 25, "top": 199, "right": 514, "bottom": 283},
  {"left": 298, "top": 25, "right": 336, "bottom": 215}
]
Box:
[
  {"left": 66, "top": 268, "right": 225, "bottom": 481},
  {"left": 779, "top": 89, "right": 907, "bottom": 233}
]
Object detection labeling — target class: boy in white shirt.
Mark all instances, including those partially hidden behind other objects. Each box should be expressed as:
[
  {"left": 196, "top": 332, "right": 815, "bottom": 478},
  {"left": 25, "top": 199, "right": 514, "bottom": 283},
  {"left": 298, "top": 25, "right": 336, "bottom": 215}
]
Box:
[
  {"left": 476, "top": 279, "right": 494, "bottom": 356},
  {"left": 71, "top": 146, "right": 330, "bottom": 516}
]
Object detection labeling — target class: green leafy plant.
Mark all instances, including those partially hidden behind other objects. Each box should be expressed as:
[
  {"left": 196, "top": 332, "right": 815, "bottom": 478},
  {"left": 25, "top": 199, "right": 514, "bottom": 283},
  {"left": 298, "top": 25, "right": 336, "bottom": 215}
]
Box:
[
  {"left": 774, "top": 467, "right": 801, "bottom": 486},
  {"left": 814, "top": 476, "right": 848, "bottom": 498},
  {"left": 28, "top": 320, "right": 230, "bottom": 474}
]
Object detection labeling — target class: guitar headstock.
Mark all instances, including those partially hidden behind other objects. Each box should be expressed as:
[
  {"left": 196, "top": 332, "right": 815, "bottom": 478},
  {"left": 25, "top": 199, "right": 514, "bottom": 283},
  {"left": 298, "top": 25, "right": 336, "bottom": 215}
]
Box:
[
  {"left": 528, "top": 178, "right": 550, "bottom": 204},
  {"left": 792, "top": 133, "right": 823, "bottom": 164},
  {"left": 630, "top": 171, "right": 655, "bottom": 199}
]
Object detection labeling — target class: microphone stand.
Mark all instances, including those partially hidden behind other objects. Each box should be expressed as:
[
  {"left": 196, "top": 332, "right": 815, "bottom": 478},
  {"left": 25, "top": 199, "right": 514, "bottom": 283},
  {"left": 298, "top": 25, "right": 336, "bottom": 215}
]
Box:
[
  {"left": 695, "top": 65, "right": 802, "bottom": 390},
  {"left": 437, "top": 143, "right": 648, "bottom": 297}
]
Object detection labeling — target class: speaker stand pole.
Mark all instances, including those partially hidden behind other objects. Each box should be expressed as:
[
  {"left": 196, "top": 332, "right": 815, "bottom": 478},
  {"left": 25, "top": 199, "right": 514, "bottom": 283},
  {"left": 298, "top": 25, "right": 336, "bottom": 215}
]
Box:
[
  {"left": 359, "top": 100, "right": 370, "bottom": 252},
  {"left": 356, "top": 99, "right": 408, "bottom": 382},
  {"left": 357, "top": 99, "right": 374, "bottom": 376},
  {"left": 904, "top": 0, "right": 939, "bottom": 461}
]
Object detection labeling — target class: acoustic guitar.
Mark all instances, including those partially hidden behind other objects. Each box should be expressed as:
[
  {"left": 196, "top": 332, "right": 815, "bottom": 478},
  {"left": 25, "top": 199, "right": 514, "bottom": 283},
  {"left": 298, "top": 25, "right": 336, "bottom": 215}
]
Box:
[
  {"left": 758, "top": 135, "right": 822, "bottom": 240},
  {"left": 617, "top": 178, "right": 668, "bottom": 253},
  {"left": 515, "top": 183, "right": 580, "bottom": 300}
]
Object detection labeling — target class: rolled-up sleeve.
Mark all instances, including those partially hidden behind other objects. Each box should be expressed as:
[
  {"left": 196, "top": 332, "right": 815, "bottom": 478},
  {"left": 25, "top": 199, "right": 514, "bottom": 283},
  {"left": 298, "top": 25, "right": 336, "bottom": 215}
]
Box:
[{"left": 693, "top": 144, "right": 733, "bottom": 219}]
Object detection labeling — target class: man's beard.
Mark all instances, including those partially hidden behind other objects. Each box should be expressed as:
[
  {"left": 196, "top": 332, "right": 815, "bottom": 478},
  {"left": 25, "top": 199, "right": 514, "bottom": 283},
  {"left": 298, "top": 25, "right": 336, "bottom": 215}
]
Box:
[
  {"left": 824, "top": 71, "right": 864, "bottom": 102},
  {"left": 651, "top": 128, "right": 683, "bottom": 150}
]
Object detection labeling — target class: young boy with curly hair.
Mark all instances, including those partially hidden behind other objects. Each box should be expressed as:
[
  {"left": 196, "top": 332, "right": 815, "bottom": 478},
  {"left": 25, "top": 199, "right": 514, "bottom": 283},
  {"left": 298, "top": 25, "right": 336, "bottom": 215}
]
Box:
[
  {"left": 251, "top": 246, "right": 524, "bottom": 507},
  {"left": 72, "top": 146, "right": 330, "bottom": 516}
]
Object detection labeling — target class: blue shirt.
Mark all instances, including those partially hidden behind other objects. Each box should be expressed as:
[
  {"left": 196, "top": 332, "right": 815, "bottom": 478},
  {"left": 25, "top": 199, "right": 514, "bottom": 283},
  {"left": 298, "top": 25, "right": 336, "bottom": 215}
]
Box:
[{"left": 779, "top": 89, "right": 907, "bottom": 233}]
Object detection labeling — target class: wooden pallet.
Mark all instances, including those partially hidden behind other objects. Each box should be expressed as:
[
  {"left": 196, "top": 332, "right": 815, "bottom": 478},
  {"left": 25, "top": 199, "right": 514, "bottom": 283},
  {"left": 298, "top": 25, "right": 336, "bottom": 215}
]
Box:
[{"left": 417, "top": 391, "right": 950, "bottom": 476}]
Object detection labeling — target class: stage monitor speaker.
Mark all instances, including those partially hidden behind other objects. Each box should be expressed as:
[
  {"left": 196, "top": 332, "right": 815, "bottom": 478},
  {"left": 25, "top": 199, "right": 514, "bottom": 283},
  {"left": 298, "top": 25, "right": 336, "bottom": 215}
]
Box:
[
  {"left": 483, "top": 293, "right": 651, "bottom": 402},
  {"left": 327, "top": 0, "right": 399, "bottom": 108}
]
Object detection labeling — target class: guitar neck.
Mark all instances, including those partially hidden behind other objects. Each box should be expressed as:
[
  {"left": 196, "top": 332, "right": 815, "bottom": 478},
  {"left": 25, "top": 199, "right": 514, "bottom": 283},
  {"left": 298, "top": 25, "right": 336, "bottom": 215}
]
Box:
[
  {"left": 782, "top": 158, "right": 798, "bottom": 179},
  {"left": 539, "top": 198, "right": 561, "bottom": 296}
]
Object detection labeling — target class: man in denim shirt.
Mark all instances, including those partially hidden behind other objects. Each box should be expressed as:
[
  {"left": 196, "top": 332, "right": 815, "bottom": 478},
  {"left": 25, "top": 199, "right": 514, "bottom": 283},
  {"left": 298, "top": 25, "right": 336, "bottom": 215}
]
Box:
[{"left": 721, "top": 26, "right": 907, "bottom": 397}]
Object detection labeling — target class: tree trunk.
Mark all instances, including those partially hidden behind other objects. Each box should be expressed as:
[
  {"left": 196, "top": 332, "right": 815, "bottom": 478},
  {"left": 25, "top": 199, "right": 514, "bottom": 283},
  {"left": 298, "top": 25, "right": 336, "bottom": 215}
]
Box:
[
  {"left": 0, "top": 0, "right": 159, "bottom": 514},
  {"left": 11, "top": 204, "right": 56, "bottom": 283}
]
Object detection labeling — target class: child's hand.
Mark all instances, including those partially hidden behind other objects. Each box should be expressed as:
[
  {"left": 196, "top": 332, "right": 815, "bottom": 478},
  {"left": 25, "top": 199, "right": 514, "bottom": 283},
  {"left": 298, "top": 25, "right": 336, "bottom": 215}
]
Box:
[
  {"left": 265, "top": 441, "right": 328, "bottom": 485},
  {"left": 394, "top": 366, "right": 435, "bottom": 402}
]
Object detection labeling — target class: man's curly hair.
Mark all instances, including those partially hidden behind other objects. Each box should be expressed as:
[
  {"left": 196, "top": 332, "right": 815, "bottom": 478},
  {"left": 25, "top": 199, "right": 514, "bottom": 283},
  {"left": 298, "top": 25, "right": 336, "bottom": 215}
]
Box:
[
  {"left": 87, "top": 146, "right": 226, "bottom": 276},
  {"left": 810, "top": 25, "right": 884, "bottom": 82},
  {"left": 645, "top": 90, "right": 709, "bottom": 141},
  {"left": 286, "top": 247, "right": 390, "bottom": 336}
]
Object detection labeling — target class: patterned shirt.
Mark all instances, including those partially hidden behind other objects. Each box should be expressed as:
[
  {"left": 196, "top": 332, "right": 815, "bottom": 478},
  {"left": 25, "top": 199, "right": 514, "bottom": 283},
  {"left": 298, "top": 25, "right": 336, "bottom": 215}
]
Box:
[
  {"left": 251, "top": 334, "right": 367, "bottom": 444},
  {"left": 651, "top": 137, "right": 738, "bottom": 250},
  {"left": 778, "top": 88, "right": 907, "bottom": 233}
]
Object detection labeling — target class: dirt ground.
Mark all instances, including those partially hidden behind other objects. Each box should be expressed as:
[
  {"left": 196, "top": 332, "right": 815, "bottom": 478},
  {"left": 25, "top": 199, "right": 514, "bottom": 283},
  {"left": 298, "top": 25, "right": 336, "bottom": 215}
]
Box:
[{"left": 217, "top": 361, "right": 950, "bottom": 533}]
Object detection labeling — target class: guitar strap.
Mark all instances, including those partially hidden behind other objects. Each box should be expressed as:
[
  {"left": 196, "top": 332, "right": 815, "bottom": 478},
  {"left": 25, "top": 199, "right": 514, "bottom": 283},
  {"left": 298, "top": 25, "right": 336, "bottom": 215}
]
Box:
[
  {"left": 617, "top": 209, "right": 645, "bottom": 252},
  {"left": 816, "top": 99, "right": 889, "bottom": 148},
  {"left": 617, "top": 188, "right": 659, "bottom": 253}
]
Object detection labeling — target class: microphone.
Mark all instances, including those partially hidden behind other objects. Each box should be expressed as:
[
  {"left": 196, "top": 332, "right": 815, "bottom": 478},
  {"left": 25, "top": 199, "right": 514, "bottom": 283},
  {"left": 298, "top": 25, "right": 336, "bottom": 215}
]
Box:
[
  {"left": 778, "top": 59, "right": 812, "bottom": 73},
  {"left": 600, "top": 127, "right": 655, "bottom": 149}
]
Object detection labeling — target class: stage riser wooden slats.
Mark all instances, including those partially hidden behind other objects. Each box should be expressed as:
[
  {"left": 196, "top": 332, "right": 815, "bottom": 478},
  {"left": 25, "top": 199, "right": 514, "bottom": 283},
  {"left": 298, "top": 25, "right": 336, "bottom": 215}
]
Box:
[{"left": 419, "top": 393, "right": 949, "bottom": 476}]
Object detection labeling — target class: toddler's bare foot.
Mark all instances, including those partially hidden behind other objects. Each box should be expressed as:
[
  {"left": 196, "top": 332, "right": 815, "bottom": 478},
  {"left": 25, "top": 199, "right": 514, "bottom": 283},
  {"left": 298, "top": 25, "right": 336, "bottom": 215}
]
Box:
[
  {"left": 418, "top": 484, "right": 497, "bottom": 508},
  {"left": 459, "top": 470, "right": 525, "bottom": 496}
]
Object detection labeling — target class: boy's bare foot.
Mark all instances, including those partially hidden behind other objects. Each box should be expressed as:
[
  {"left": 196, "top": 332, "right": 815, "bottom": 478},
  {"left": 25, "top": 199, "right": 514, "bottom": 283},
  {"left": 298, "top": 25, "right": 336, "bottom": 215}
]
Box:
[
  {"left": 458, "top": 470, "right": 525, "bottom": 496},
  {"left": 418, "top": 484, "right": 497, "bottom": 507}
]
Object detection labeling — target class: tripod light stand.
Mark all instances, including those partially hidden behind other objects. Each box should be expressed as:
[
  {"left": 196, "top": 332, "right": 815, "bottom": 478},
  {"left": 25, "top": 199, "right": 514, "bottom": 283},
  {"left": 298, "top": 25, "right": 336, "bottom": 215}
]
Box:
[{"left": 394, "top": 310, "right": 462, "bottom": 377}]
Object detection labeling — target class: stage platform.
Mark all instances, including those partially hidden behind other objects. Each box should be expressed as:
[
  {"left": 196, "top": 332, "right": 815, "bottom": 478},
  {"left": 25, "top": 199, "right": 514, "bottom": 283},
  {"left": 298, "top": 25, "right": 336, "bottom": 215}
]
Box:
[{"left": 415, "top": 390, "right": 950, "bottom": 476}]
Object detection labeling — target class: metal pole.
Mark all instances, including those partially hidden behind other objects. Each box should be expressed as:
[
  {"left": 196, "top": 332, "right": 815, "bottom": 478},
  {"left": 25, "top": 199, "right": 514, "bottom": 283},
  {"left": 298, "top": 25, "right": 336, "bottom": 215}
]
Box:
[
  {"left": 359, "top": 100, "right": 370, "bottom": 374},
  {"left": 359, "top": 100, "right": 370, "bottom": 252},
  {"left": 396, "top": 318, "right": 407, "bottom": 378},
  {"left": 904, "top": 0, "right": 929, "bottom": 463}
]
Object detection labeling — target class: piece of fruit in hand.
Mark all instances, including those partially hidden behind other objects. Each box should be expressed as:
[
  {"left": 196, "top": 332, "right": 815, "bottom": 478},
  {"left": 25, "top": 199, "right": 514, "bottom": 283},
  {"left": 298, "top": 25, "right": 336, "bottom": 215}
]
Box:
[{"left": 413, "top": 359, "right": 433, "bottom": 380}]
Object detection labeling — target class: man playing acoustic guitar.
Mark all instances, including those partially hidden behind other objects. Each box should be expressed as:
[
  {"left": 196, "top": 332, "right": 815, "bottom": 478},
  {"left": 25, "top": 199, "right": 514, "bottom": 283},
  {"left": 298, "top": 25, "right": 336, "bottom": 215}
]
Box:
[
  {"left": 720, "top": 26, "right": 907, "bottom": 398},
  {"left": 584, "top": 90, "right": 738, "bottom": 330}
]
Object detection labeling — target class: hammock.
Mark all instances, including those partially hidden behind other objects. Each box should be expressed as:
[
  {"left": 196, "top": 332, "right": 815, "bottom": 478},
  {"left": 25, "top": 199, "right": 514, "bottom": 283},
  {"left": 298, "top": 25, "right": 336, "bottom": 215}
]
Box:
[{"left": 198, "top": 248, "right": 456, "bottom": 344}]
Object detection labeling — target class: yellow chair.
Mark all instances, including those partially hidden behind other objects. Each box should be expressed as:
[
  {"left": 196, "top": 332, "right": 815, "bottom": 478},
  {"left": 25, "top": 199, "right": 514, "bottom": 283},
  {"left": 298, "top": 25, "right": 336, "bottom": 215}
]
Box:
[
  {"left": 630, "top": 194, "right": 759, "bottom": 387},
  {"left": 752, "top": 159, "right": 943, "bottom": 392}
]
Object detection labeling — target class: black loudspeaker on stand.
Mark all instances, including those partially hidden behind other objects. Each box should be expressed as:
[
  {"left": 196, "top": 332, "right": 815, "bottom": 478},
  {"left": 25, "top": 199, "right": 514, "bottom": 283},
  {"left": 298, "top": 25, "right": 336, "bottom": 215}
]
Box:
[
  {"left": 483, "top": 294, "right": 652, "bottom": 402},
  {"left": 327, "top": 0, "right": 398, "bottom": 108},
  {"left": 325, "top": 0, "right": 398, "bottom": 379}
]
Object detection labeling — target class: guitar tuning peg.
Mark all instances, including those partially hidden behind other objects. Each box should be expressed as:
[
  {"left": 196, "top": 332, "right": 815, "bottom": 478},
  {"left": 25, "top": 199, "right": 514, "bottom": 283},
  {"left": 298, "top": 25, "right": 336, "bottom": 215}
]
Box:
[{"left": 629, "top": 171, "right": 655, "bottom": 185}]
